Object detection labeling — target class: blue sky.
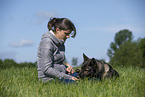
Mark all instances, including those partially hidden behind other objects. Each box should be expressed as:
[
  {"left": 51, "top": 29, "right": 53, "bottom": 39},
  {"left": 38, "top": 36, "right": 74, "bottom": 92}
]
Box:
[{"left": 0, "top": 0, "right": 145, "bottom": 65}]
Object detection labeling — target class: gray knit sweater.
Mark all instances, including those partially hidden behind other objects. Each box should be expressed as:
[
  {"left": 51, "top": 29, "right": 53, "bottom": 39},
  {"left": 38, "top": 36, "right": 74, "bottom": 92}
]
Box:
[{"left": 37, "top": 30, "right": 72, "bottom": 80}]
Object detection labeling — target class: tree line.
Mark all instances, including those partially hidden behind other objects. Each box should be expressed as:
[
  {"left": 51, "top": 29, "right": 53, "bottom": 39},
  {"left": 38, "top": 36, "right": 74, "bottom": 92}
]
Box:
[
  {"left": 0, "top": 29, "right": 145, "bottom": 69},
  {"left": 0, "top": 59, "right": 37, "bottom": 69}
]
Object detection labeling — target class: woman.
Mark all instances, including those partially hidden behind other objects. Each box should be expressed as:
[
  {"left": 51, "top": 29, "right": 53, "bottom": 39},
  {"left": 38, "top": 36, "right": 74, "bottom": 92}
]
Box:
[{"left": 37, "top": 17, "right": 79, "bottom": 83}]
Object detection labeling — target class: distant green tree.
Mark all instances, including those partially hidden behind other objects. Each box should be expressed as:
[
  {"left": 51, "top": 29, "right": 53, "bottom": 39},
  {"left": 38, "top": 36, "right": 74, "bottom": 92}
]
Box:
[
  {"left": 27, "top": 62, "right": 36, "bottom": 67},
  {"left": 0, "top": 59, "right": 3, "bottom": 68},
  {"left": 34, "top": 61, "right": 37, "bottom": 66},
  {"left": 0, "top": 59, "right": 18, "bottom": 69},
  {"left": 112, "top": 41, "right": 141, "bottom": 67},
  {"left": 3, "top": 59, "right": 17, "bottom": 66},
  {"left": 19, "top": 61, "right": 37, "bottom": 68},
  {"left": 114, "top": 29, "right": 133, "bottom": 46},
  {"left": 107, "top": 29, "right": 133, "bottom": 64},
  {"left": 138, "top": 38, "right": 145, "bottom": 68},
  {"left": 0, "top": 59, "right": 2, "bottom": 65},
  {"left": 71, "top": 57, "right": 78, "bottom": 67},
  {"left": 107, "top": 29, "right": 145, "bottom": 68}
]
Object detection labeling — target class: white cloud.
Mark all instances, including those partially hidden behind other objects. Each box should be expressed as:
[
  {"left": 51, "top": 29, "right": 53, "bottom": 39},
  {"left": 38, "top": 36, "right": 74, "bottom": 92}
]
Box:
[
  {"left": 35, "top": 10, "right": 60, "bottom": 24},
  {"left": 9, "top": 39, "right": 34, "bottom": 47},
  {"left": 36, "top": 10, "right": 58, "bottom": 19}
]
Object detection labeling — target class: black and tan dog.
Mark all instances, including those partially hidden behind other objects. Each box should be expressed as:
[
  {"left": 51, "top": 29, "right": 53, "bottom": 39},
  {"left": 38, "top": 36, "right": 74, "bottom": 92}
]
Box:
[{"left": 76, "top": 53, "right": 119, "bottom": 80}]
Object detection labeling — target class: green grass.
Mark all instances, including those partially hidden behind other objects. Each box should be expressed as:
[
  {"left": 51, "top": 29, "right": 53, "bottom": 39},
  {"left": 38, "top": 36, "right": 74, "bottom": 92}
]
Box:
[{"left": 0, "top": 66, "right": 145, "bottom": 97}]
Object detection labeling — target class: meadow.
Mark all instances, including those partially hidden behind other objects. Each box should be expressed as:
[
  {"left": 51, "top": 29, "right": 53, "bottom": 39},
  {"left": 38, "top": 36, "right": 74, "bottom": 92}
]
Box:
[{"left": 0, "top": 66, "right": 145, "bottom": 97}]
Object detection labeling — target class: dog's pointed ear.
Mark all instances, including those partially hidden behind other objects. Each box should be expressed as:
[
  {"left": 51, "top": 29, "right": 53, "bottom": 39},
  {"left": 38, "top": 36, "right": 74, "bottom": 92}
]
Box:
[{"left": 83, "top": 53, "right": 89, "bottom": 61}]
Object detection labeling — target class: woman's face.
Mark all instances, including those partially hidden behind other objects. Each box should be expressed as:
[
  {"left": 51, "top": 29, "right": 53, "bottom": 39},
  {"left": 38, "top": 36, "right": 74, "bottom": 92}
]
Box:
[{"left": 55, "top": 28, "right": 72, "bottom": 41}]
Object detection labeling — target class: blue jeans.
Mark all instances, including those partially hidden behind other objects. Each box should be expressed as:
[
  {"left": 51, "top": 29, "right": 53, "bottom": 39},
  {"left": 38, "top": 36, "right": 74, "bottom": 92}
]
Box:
[
  {"left": 57, "top": 72, "right": 78, "bottom": 84},
  {"left": 40, "top": 72, "right": 78, "bottom": 84}
]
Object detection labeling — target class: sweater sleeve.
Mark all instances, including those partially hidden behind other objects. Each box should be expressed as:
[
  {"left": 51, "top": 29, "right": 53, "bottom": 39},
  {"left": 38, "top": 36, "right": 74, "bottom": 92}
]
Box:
[{"left": 37, "top": 38, "right": 72, "bottom": 79}]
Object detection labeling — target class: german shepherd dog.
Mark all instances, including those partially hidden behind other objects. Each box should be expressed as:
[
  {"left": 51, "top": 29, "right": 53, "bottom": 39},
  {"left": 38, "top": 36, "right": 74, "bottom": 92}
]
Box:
[{"left": 76, "top": 53, "right": 119, "bottom": 80}]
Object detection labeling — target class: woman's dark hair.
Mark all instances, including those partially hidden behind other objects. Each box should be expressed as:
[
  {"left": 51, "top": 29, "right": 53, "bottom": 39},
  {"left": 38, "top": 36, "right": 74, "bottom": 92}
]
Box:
[{"left": 47, "top": 17, "right": 76, "bottom": 38}]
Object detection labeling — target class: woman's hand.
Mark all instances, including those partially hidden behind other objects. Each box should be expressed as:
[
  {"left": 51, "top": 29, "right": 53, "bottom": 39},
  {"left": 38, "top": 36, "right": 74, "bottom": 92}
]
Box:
[
  {"left": 66, "top": 66, "right": 74, "bottom": 74},
  {"left": 71, "top": 77, "right": 79, "bottom": 81}
]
